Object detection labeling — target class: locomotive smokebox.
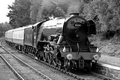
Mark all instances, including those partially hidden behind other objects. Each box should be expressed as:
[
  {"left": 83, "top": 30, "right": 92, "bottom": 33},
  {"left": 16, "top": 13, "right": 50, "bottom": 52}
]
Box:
[{"left": 63, "top": 14, "right": 87, "bottom": 43}]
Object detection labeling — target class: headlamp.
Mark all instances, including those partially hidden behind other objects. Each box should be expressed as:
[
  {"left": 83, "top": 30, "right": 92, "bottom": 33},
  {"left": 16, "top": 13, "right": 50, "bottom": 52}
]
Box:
[{"left": 66, "top": 54, "right": 73, "bottom": 60}]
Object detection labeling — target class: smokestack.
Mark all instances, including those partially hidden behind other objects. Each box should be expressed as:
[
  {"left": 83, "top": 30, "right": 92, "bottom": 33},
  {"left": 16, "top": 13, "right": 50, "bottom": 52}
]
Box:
[{"left": 70, "top": 13, "right": 79, "bottom": 16}]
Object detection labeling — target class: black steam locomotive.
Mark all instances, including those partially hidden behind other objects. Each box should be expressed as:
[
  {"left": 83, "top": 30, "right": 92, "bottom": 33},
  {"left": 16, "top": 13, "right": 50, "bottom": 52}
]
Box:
[{"left": 5, "top": 13, "right": 100, "bottom": 71}]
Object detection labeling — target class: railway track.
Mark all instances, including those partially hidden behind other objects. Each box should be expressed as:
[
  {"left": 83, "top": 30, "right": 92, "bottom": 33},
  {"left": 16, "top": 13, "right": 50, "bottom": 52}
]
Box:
[
  {"left": 0, "top": 54, "right": 24, "bottom": 80},
  {"left": 1, "top": 39, "right": 78, "bottom": 80},
  {"left": 1, "top": 39, "right": 116, "bottom": 80},
  {"left": 0, "top": 44, "right": 52, "bottom": 80}
]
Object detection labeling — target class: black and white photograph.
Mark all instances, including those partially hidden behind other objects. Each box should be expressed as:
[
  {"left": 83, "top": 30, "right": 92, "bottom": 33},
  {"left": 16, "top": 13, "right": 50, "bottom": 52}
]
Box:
[{"left": 0, "top": 0, "right": 120, "bottom": 80}]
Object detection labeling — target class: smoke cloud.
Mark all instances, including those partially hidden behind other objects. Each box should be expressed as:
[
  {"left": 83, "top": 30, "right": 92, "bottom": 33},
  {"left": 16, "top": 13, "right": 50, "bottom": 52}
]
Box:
[{"left": 41, "top": 0, "right": 82, "bottom": 15}]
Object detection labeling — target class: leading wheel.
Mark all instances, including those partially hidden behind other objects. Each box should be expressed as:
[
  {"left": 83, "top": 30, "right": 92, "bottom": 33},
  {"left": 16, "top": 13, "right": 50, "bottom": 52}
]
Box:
[{"left": 64, "top": 59, "right": 72, "bottom": 71}]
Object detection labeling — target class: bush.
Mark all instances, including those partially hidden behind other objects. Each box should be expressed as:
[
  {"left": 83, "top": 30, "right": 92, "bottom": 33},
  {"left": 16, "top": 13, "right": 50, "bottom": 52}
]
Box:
[{"left": 102, "top": 30, "right": 115, "bottom": 40}]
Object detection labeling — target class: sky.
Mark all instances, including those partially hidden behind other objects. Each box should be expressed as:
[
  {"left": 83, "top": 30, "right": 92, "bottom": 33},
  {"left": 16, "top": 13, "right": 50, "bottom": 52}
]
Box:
[{"left": 0, "top": 0, "right": 15, "bottom": 23}]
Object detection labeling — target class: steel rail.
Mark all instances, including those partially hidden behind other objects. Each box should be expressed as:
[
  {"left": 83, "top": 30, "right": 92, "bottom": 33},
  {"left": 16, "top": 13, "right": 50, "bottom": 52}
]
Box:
[
  {"left": 0, "top": 54, "right": 25, "bottom": 80},
  {"left": 2, "top": 46, "right": 52, "bottom": 80}
]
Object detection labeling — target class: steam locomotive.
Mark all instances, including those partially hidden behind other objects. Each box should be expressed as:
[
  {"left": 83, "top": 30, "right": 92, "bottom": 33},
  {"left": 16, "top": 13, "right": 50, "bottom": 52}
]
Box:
[{"left": 5, "top": 13, "right": 100, "bottom": 71}]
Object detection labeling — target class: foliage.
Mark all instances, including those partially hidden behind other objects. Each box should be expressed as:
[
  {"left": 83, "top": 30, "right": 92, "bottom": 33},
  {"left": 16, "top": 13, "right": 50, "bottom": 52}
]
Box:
[
  {"left": 0, "top": 22, "right": 12, "bottom": 37},
  {"left": 30, "top": 0, "right": 43, "bottom": 23},
  {"left": 36, "top": 0, "right": 67, "bottom": 21},
  {"left": 7, "top": 0, "right": 120, "bottom": 36},
  {"left": 7, "top": 0, "right": 31, "bottom": 28}
]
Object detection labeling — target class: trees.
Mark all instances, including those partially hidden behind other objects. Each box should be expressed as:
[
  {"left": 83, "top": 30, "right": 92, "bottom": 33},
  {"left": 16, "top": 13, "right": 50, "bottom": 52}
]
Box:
[
  {"left": 7, "top": 0, "right": 120, "bottom": 35},
  {"left": 80, "top": 0, "right": 120, "bottom": 32},
  {"left": 7, "top": 0, "right": 31, "bottom": 28},
  {"left": 0, "top": 22, "right": 12, "bottom": 37},
  {"left": 30, "top": 0, "right": 43, "bottom": 23},
  {"left": 36, "top": 0, "right": 66, "bottom": 21}
]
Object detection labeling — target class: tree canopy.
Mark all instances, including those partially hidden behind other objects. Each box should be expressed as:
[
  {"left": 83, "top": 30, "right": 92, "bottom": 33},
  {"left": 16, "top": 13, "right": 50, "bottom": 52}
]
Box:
[
  {"left": 6, "top": 0, "right": 120, "bottom": 33},
  {"left": 7, "top": 0, "right": 31, "bottom": 28}
]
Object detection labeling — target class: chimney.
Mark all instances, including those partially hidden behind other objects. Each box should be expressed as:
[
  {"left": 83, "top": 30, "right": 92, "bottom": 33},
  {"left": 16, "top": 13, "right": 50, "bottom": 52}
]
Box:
[{"left": 70, "top": 13, "right": 79, "bottom": 16}]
